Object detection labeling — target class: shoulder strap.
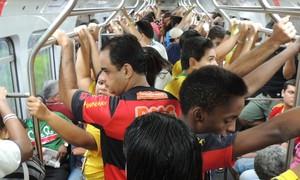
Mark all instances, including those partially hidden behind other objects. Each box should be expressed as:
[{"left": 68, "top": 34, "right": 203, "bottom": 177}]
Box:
[{"left": 21, "top": 162, "right": 29, "bottom": 180}]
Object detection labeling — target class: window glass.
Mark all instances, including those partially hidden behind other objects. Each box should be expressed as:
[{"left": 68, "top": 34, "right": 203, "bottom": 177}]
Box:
[
  {"left": 0, "top": 39, "right": 18, "bottom": 114},
  {"left": 28, "top": 31, "right": 53, "bottom": 94}
]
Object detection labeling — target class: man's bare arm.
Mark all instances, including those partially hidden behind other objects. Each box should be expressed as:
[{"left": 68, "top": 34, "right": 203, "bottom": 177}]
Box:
[{"left": 54, "top": 30, "right": 78, "bottom": 111}]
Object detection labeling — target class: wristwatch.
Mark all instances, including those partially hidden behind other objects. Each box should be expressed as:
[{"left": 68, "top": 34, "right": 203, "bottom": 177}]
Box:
[{"left": 63, "top": 142, "right": 69, "bottom": 147}]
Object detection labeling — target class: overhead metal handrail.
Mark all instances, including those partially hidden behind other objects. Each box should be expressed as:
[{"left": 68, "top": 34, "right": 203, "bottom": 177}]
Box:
[
  {"left": 195, "top": 0, "right": 213, "bottom": 21},
  {"left": 135, "top": 0, "right": 147, "bottom": 16},
  {"left": 212, "top": 0, "right": 273, "bottom": 35},
  {"left": 70, "top": 0, "right": 138, "bottom": 16},
  {"left": 43, "top": 0, "right": 127, "bottom": 47},
  {"left": 128, "top": 0, "right": 140, "bottom": 15},
  {"left": 27, "top": 0, "right": 78, "bottom": 161},
  {"left": 185, "top": 0, "right": 203, "bottom": 16},
  {"left": 258, "top": 0, "right": 281, "bottom": 22}
]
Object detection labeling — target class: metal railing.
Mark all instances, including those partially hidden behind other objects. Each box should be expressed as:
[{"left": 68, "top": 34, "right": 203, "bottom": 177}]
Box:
[{"left": 27, "top": 0, "right": 144, "bottom": 161}]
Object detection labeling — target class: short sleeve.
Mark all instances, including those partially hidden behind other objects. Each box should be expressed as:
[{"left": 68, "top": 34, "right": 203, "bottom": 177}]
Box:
[
  {"left": 199, "top": 133, "right": 236, "bottom": 172},
  {"left": 72, "top": 90, "right": 112, "bottom": 127},
  {"left": 0, "top": 140, "right": 21, "bottom": 178}
]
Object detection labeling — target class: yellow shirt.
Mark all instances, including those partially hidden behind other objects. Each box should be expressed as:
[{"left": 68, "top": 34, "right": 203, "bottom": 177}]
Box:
[
  {"left": 83, "top": 125, "right": 104, "bottom": 180},
  {"left": 172, "top": 60, "right": 182, "bottom": 78},
  {"left": 271, "top": 169, "right": 299, "bottom": 180},
  {"left": 83, "top": 82, "right": 104, "bottom": 180},
  {"left": 164, "top": 73, "right": 187, "bottom": 99}
]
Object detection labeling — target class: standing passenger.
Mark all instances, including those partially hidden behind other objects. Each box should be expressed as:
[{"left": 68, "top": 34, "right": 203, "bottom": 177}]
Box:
[{"left": 54, "top": 32, "right": 181, "bottom": 180}]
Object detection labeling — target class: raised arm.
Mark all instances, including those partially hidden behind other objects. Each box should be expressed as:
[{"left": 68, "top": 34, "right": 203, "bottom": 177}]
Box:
[
  {"left": 226, "top": 16, "right": 296, "bottom": 77},
  {"left": 233, "top": 106, "right": 300, "bottom": 158},
  {"left": 243, "top": 39, "right": 300, "bottom": 96},
  {"left": 27, "top": 96, "right": 97, "bottom": 150},
  {"left": 282, "top": 55, "right": 297, "bottom": 80},
  {"left": 75, "top": 26, "right": 93, "bottom": 91},
  {"left": 0, "top": 87, "right": 33, "bottom": 162},
  {"left": 54, "top": 30, "right": 78, "bottom": 111},
  {"left": 227, "top": 21, "right": 249, "bottom": 63}
]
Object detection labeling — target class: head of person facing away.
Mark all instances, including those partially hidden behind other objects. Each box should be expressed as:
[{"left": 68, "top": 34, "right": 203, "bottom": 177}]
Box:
[
  {"left": 179, "top": 66, "right": 248, "bottom": 135},
  {"left": 254, "top": 145, "right": 287, "bottom": 179},
  {"left": 99, "top": 34, "right": 147, "bottom": 96},
  {"left": 42, "top": 80, "right": 59, "bottom": 102},
  {"left": 143, "top": 47, "right": 172, "bottom": 87},
  {"left": 207, "top": 25, "right": 226, "bottom": 47},
  {"left": 178, "top": 29, "right": 201, "bottom": 49},
  {"left": 281, "top": 79, "right": 296, "bottom": 109},
  {"left": 135, "top": 20, "right": 154, "bottom": 41},
  {"left": 181, "top": 36, "right": 217, "bottom": 74},
  {"left": 124, "top": 112, "right": 202, "bottom": 180}
]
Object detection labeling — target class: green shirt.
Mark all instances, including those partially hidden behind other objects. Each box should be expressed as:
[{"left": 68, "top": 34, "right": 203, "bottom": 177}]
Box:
[{"left": 25, "top": 112, "right": 71, "bottom": 151}]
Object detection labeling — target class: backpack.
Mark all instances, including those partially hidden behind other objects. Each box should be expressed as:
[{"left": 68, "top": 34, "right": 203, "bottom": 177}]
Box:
[{"left": 3, "top": 156, "right": 45, "bottom": 180}]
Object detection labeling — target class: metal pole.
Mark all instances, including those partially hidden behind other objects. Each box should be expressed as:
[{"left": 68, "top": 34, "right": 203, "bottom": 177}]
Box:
[
  {"left": 6, "top": 93, "right": 30, "bottom": 98},
  {"left": 42, "top": 0, "right": 125, "bottom": 47},
  {"left": 258, "top": 0, "right": 281, "bottom": 22},
  {"left": 195, "top": 0, "right": 214, "bottom": 21},
  {"left": 284, "top": 58, "right": 300, "bottom": 170},
  {"left": 212, "top": 0, "right": 273, "bottom": 35},
  {"left": 27, "top": 0, "right": 78, "bottom": 161}
]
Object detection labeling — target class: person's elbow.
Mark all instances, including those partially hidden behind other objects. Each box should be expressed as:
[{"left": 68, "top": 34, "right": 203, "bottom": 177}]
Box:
[{"left": 20, "top": 141, "right": 34, "bottom": 162}]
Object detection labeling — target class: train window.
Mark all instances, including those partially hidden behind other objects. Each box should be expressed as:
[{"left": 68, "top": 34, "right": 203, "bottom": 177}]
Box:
[
  {"left": 0, "top": 38, "right": 19, "bottom": 114},
  {"left": 28, "top": 31, "right": 53, "bottom": 94}
]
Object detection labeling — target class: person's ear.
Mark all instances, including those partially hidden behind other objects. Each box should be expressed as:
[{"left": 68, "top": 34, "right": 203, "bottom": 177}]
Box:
[
  {"left": 189, "top": 57, "right": 198, "bottom": 69},
  {"left": 281, "top": 89, "right": 285, "bottom": 98},
  {"left": 187, "top": 106, "right": 207, "bottom": 133},
  {"left": 191, "top": 106, "right": 206, "bottom": 123},
  {"left": 122, "top": 63, "right": 134, "bottom": 79}
]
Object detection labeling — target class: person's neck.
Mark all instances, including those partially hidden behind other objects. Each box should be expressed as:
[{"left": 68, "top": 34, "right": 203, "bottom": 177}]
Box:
[
  {"left": 125, "top": 74, "right": 150, "bottom": 92},
  {"left": 142, "top": 37, "right": 152, "bottom": 46}
]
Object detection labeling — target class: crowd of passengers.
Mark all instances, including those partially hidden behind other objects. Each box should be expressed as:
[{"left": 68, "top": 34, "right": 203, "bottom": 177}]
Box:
[{"left": 2, "top": 4, "right": 300, "bottom": 180}]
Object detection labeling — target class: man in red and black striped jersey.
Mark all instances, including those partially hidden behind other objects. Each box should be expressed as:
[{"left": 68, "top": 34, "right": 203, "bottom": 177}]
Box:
[
  {"left": 55, "top": 31, "right": 181, "bottom": 180},
  {"left": 180, "top": 66, "right": 300, "bottom": 172}
]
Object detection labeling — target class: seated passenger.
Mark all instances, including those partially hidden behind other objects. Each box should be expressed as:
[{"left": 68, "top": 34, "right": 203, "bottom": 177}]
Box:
[
  {"left": 239, "top": 145, "right": 287, "bottom": 180},
  {"left": 0, "top": 87, "right": 33, "bottom": 177},
  {"left": 124, "top": 112, "right": 201, "bottom": 180},
  {"left": 26, "top": 81, "right": 72, "bottom": 180}
]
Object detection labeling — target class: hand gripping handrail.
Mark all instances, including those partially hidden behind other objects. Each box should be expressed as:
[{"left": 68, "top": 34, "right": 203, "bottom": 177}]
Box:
[
  {"left": 194, "top": 0, "right": 213, "bottom": 21},
  {"left": 135, "top": 0, "right": 147, "bottom": 16},
  {"left": 43, "top": 0, "right": 127, "bottom": 47},
  {"left": 211, "top": 0, "right": 273, "bottom": 35},
  {"left": 27, "top": 0, "right": 78, "bottom": 161}
]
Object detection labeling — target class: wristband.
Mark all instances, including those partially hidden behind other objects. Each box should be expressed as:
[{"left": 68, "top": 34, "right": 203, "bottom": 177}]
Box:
[{"left": 2, "top": 113, "right": 18, "bottom": 124}]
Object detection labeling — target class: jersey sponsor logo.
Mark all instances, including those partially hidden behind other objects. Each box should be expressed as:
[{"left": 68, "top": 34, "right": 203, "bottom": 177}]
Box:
[
  {"left": 136, "top": 91, "right": 168, "bottom": 100},
  {"left": 84, "top": 101, "right": 107, "bottom": 108},
  {"left": 135, "top": 105, "right": 176, "bottom": 117}
]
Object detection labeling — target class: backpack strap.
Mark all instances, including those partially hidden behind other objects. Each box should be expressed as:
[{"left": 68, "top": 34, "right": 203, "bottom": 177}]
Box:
[{"left": 21, "top": 162, "right": 29, "bottom": 180}]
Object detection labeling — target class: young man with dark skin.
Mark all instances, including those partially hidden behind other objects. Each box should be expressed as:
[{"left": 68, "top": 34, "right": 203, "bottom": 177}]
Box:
[{"left": 179, "top": 65, "right": 300, "bottom": 172}]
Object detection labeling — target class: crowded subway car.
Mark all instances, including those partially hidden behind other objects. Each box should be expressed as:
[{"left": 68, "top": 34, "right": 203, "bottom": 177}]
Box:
[{"left": 1, "top": 0, "right": 300, "bottom": 179}]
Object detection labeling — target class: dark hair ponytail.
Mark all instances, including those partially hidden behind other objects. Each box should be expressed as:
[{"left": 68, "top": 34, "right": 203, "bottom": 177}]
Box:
[{"left": 143, "top": 47, "right": 172, "bottom": 87}]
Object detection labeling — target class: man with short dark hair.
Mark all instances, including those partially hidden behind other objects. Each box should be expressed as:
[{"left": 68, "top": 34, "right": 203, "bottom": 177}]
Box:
[
  {"left": 180, "top": 66, "right": 300, "bottom": 172},
  {"left": 55, "top": 32, "right": 181, "bottom": 180}
]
